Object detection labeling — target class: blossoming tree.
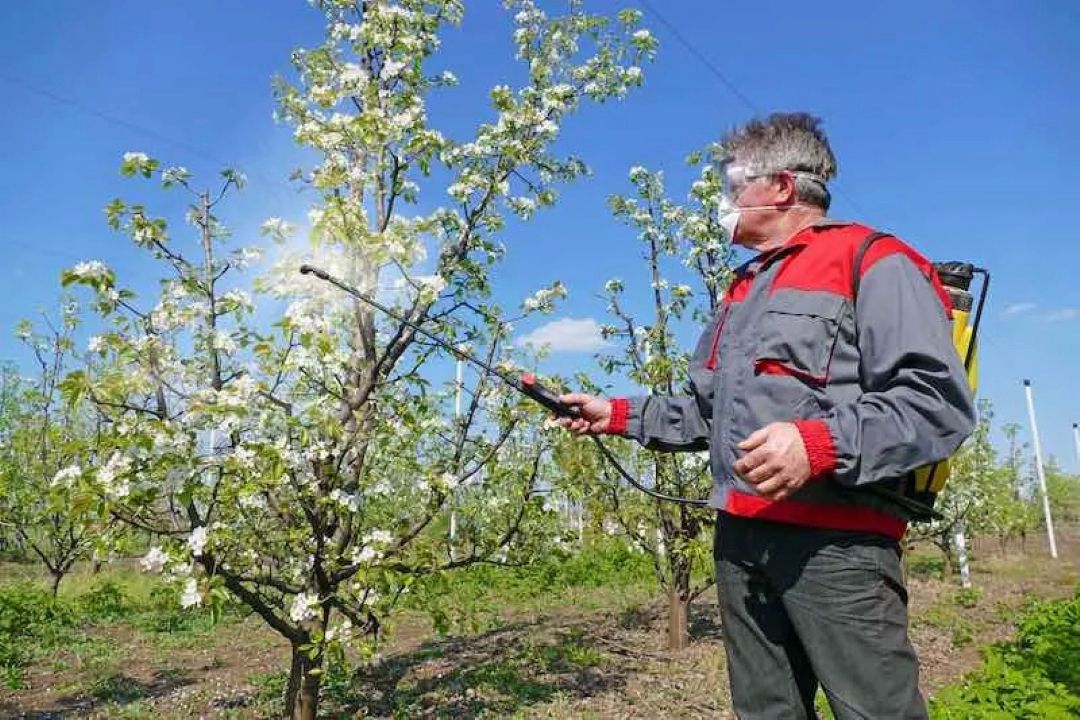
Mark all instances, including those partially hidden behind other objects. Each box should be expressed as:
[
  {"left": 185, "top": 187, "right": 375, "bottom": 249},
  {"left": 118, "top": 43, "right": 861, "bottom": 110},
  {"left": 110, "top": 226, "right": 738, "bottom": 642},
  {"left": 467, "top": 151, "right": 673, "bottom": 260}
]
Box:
[
  {"left": 59, "top": 1, "right": 655, "bottom": 717},
  {"left": 589, "top": 152, "right": 733, "bottom": 649}
]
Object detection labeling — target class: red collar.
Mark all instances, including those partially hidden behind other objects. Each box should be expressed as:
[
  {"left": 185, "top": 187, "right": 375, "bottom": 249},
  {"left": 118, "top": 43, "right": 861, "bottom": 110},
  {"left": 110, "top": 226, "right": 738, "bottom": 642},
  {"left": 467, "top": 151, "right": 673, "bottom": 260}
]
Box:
[
  {"left": 783, "top": 218, "right": 853, "bottom": 248},
  {"left": 752, "top": 219, "right": 853, "bottom": 265}
]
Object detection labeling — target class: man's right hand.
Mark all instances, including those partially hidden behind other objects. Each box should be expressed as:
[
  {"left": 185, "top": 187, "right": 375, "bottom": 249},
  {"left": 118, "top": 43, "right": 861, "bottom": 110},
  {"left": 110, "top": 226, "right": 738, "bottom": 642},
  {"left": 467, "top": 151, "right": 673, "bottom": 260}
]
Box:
[{"left": 556, "top": 393, "right": 612, "bottom": 435}]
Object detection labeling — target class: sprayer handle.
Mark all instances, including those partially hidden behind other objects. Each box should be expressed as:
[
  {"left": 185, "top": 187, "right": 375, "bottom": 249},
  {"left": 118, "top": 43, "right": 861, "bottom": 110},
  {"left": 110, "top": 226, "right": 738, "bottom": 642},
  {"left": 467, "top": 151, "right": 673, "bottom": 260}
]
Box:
[{"left": 519, "top": 373, "right": 581, "bottom": 418}]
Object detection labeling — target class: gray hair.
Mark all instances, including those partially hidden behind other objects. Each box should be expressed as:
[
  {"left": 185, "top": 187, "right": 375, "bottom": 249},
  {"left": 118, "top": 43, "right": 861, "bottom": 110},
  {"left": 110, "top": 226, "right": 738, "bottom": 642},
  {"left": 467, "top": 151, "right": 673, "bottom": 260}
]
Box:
[{"left": 719, "top": 112, "right": 838, "bottom": 210}]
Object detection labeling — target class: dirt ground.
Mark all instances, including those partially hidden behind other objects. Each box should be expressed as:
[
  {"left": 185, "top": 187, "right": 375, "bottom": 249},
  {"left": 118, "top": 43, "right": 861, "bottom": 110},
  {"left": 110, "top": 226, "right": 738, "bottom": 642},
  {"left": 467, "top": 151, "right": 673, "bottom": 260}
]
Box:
[{"left": 2, "top": 528, "right": 1076, "bottom": 719}]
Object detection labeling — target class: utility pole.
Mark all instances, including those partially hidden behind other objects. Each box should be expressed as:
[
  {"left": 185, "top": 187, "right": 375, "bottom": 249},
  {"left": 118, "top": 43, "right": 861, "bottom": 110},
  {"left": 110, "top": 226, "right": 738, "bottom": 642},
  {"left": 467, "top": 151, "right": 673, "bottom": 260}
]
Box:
[{"left": 1023, "top": 380, "right": 1058, "bottom": 559}]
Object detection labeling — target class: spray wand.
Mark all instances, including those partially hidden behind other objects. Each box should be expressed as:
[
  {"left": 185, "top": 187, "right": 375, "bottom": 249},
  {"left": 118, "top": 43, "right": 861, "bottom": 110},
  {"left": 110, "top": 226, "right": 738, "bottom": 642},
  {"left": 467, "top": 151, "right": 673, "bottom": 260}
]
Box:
[{"left": 299, "top": 264, "right": 711, "bottom": 507}]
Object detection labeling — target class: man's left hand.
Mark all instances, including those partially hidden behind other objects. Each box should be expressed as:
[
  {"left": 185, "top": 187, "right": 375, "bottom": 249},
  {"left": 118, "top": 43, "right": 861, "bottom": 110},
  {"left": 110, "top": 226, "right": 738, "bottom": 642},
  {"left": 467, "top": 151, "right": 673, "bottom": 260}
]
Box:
[{"left": 734, "top": 422, "right": 812, "bottom": 501}]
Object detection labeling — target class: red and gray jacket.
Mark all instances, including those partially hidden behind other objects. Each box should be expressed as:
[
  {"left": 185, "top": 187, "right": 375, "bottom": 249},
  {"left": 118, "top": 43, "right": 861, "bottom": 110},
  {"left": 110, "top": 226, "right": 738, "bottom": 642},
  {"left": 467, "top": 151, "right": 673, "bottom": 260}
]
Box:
[{"left": 606, "top": 220, "right": 976, "bottom": 540}]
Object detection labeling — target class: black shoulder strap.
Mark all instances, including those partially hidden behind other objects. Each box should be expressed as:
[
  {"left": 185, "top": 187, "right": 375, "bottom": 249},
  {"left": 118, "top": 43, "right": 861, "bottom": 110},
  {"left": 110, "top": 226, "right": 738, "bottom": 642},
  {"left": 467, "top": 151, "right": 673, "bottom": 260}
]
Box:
[
  {"left": 848, "top": 229, "right": 943, "bottom": 521},
  {"left": 851, "top": 231, "right": 891, "bottom": 302}
]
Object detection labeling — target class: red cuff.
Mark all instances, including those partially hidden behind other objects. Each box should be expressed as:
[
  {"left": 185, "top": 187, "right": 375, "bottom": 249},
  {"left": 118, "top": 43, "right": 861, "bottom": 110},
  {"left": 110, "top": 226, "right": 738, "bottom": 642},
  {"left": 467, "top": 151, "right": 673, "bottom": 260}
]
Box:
[
  {"left": 793, "top": 419, "right": 837, "bottom": 479},
  {"left": 606, "top": 398, "right": 629, "bottom": 435}
]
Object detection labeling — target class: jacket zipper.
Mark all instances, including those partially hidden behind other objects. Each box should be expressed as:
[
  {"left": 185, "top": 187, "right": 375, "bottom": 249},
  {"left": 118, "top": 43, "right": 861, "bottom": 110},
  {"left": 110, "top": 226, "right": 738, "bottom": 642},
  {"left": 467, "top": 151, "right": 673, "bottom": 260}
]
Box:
[{"left": 705, "top": 303, "right": 732, "bottom": 371}]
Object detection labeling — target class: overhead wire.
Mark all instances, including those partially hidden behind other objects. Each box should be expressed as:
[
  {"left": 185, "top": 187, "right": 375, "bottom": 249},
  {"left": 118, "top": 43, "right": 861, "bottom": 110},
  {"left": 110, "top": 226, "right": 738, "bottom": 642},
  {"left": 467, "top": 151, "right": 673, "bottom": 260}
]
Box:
[
  {"left": 0, "top": 71, "right": 301, "bottom": 205},
  {"left": 636, "top": 0, "right": 865, "bottom": 216}
]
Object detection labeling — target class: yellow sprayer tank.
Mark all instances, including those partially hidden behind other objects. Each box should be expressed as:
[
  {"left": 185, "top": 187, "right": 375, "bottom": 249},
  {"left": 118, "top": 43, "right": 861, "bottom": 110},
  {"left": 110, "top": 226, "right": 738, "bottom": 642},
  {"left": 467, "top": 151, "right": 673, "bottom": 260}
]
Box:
[{"left": 912, "top": 263, "right": 985, "bottom": 496}]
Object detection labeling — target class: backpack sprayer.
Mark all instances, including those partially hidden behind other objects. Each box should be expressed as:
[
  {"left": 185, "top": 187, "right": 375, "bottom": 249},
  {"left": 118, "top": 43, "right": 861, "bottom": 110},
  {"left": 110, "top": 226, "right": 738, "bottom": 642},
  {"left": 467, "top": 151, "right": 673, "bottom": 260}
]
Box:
[
  {"left": 299, "top": 257, "right": 988, "bottom": 517},
  {"left": 905, "top": 261, "right": 989, "bottom": 514},
  {"left": 299, "top": 265, "right": 707, "bottom": 506}
]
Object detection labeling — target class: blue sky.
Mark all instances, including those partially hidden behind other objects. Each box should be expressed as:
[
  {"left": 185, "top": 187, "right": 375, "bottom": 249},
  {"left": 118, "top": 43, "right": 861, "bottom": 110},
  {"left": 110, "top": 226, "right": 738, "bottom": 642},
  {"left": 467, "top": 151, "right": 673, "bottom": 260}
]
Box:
[{"left": 2, "top": 1, "right": 1078, "bottom": 469}]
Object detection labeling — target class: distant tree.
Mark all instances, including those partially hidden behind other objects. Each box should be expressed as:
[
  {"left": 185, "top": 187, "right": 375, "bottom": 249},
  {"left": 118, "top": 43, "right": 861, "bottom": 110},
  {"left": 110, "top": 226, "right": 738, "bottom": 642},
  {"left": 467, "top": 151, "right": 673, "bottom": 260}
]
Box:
[
  {"left": 0, "top": 307, "right": 110, "bottom": 595},
  {"left": 1044, "top": 458, "right": 1080, "bottom": 525},
  {"left": 909, "top": 400, "right": 1004, "bottom": 575}
]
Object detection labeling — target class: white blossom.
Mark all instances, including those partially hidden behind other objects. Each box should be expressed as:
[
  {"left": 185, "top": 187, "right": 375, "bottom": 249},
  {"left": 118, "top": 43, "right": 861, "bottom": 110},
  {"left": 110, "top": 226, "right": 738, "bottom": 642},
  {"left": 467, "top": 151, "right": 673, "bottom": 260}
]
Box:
[
  {"left": 121, "top": 151, "right": 155, "bottom": 176},
  {"left": 350, "top": 545, "right": 381, "bottom": 565},
  {"left": 97, "top": 452, "right": 133, "bottom": 498},
  {"left": 289, "top": 592, "right": 320, "bottom": 623},
  {"left": 221, "top": 289, "right": 255, "bottom": 313},
  {"left": 522, "top": 281, "right": 568, "bottom": 313},
  {"left": 507, "top": 196, "right": 537, "bottom": 219},
  {"left": 232, "top": 247, "right": 264, "bottom": 269},
  {"left": 211, "top": 331, "right": 237, "bottom": 353},
  {"left": 141, "top": 546, "right": 169, "bottom": 573},
  {"left": 362, "top": 529, "right": 394, "bottom": 546},
  {"left": 51, "top": 464, "right": 82, "bottom": 486},
  {"left": 325, "top": 617, "right": 353, "bottom": 643},
  {"left": 329, "top": 488, "right": 360, "bottom": 512},
  {"left": 380, "top": 59, "right": 407, "bottom": 79},
  {"left": 187, "top": 526, "right": 209, "bottom": 557},
  {"left": 180, "top": 578, "right": 202, "bottom": 608},
  {"left": 260, "top": 217, "right": 297, "bottom": 242},
  {"left": 233, "top": 446, "right": 257, "bottom": 466},
  {"left": 238, "top": 492, "right": 267, "bottom": 510},
  {"left": 414, "top": 275, "right": 446, "bottom": 294},
  {"left": 340, "top": 63, "right": 370, "bottom": 88},
  {"left": 447, "top": 181, "right": 471, "bottom": 201},
  {"left": 69, "top": 260, "right": 110, "bottom": 281},
  {"left": 161, "top": 166, "right": 190, "bottom": 186},
  {"left": 672, "top": 284, "right": 693, "bottom": 298}
]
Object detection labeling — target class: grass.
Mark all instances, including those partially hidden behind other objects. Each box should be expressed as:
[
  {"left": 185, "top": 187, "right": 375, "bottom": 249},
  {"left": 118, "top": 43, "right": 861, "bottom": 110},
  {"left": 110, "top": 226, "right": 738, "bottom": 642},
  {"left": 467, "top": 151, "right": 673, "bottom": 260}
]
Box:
[
  {"left": 0, "top": 560, "right": 239, "bottom": 711},
  {"left": 915, "top": 597, "right": 979, "bottom": 648}
]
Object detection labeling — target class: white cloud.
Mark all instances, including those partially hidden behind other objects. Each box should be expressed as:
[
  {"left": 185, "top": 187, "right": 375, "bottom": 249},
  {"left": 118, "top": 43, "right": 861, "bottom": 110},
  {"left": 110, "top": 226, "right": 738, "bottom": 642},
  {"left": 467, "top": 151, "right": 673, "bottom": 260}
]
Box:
[
  {"left": 1002, "top": 302, "right": 1036, "bottom": 317},
  {"left": 1044, "top": 308, "right": 1080, "bottom": 323},
  {"left": 517, "top": 317, "right": 609, "bottom": 353}
]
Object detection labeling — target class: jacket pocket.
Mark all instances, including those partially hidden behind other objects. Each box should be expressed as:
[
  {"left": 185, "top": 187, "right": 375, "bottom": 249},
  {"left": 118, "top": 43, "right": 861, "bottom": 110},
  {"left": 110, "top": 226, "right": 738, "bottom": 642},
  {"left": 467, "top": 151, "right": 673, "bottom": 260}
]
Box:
[{"left": 754, "top": 292, "right": 845, "bottom": 386}]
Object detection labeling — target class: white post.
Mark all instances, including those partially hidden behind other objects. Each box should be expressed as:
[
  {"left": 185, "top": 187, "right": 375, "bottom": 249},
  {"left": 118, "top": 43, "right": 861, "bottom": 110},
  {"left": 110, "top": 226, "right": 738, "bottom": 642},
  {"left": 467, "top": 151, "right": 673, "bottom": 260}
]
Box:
[
  {"left": 1023, "top": 380, "right": 1058, "bottom": 559},
  {"left": 955, "top": 523, "right": 971, "bottom": 588},
  {"left": 449, "top": 359, "right": 464, "bottom": 556},
  {"left": 1073, "top": 422, "right": 1080, "bottom": 466}
]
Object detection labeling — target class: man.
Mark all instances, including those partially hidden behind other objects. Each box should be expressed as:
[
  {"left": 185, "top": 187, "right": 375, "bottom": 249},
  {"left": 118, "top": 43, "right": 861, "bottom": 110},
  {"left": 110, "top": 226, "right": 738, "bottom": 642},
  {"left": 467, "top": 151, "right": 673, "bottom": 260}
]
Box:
[{"left": 557, "top": 113, "right": 975, "bottom": 719}]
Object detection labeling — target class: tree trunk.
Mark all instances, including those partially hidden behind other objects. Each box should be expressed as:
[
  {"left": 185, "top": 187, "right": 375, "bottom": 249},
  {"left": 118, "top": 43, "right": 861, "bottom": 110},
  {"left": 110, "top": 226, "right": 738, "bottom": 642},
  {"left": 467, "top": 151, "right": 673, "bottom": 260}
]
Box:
[
  {"left": 285, "top": 644, "right": 322, "bottom": 720},
  {"left": 666, "top": 558, "right": 692, "bottom": 650},
  {"left": 667, "top": 588, "right": 689, "bottom": 650},
  {"left": 50, "top": 569, "right": 63, "bottom": 597},
  {"left": 942, "top": 547, "right": 958, "bottom": 576}
]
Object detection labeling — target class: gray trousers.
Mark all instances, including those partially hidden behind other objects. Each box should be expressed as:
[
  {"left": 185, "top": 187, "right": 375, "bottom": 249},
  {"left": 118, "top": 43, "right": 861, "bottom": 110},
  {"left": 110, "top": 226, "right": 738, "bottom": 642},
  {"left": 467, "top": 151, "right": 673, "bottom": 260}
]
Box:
[{"left": 714, "top": 513, "right": 927, "bottom": 720}]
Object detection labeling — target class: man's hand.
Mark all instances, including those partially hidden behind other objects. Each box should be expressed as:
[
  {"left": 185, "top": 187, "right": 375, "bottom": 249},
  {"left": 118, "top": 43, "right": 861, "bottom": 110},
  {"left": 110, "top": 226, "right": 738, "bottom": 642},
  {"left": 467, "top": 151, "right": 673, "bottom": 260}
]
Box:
[
  {"left": 555, "top": 393, "right": 612, "bottom": 435},
  {"left": 734, "top": 422, "right": 812, "bottom": 500}
]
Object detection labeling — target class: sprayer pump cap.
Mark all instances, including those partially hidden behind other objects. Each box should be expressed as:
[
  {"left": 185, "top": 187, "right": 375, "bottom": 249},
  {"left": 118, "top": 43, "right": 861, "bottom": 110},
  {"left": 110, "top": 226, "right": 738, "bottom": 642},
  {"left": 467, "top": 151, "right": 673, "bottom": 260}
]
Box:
[{"left": 934, "top": 261, "right": 975, "bottom": 291}]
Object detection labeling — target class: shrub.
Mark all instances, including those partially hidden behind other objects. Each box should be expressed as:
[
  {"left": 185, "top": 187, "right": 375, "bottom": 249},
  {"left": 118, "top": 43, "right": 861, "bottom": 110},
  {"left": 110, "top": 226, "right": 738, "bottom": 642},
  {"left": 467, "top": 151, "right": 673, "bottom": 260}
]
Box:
[
  {"left": 931, "top": 589, "right": 1080, "bottom": 719},
  {"left": 77, "top": 580, "right": 133, "bottom": 622},
  {"left": 0, "top": 583, "right": 78, "bottom": 682}
]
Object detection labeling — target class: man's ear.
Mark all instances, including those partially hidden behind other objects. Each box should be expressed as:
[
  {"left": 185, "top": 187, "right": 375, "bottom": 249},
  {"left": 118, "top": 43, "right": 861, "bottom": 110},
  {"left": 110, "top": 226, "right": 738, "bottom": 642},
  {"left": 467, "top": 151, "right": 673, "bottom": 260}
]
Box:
[{"left": 776, "top": 171, "right": 799, "bottom": 205}]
